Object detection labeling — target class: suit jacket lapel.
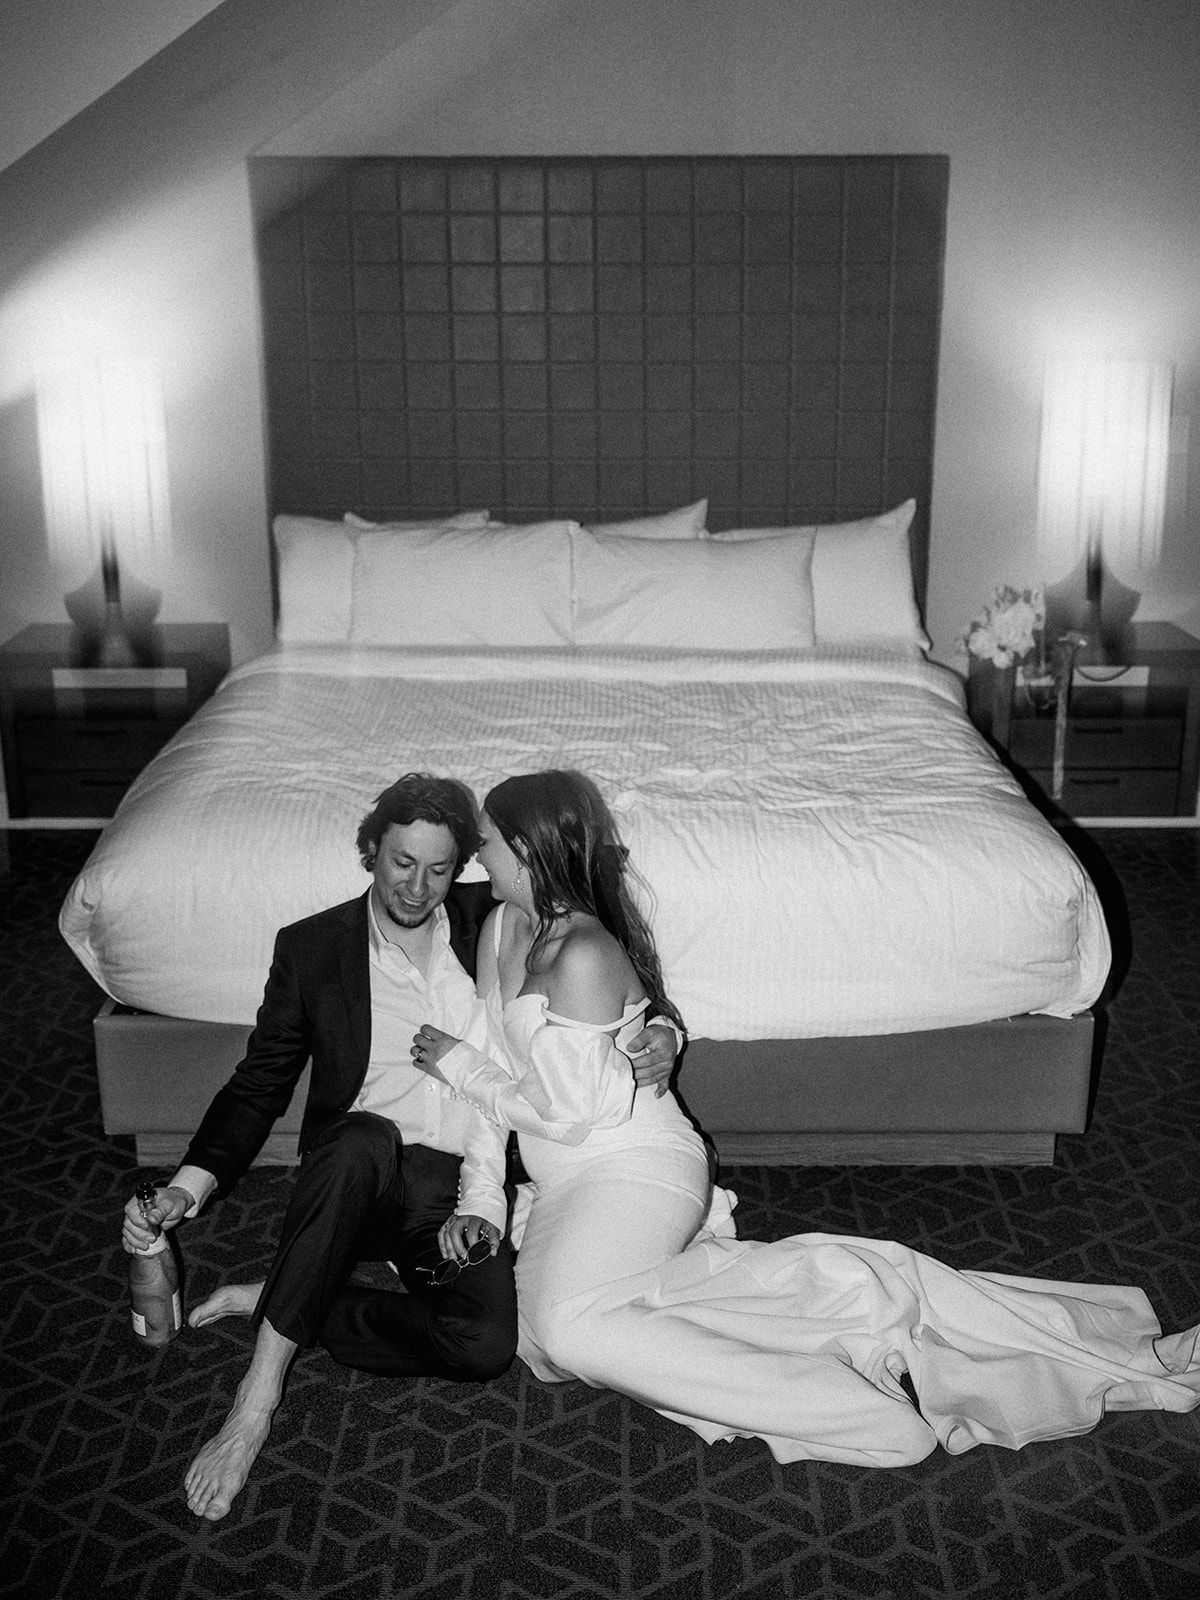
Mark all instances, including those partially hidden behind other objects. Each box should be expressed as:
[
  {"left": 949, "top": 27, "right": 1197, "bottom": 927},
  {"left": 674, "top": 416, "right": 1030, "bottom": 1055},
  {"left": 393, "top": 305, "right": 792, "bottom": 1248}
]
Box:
[{"left": 338, "top": 892, "right": 373, "bottom": 1075}]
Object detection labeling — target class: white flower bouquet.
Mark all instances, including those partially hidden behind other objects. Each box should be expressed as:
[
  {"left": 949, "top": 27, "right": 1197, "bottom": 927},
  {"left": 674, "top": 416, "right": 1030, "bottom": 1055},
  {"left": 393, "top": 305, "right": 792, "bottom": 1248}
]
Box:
[{"left": 962, "top": 586, "right": 1045, "bottom": 669}]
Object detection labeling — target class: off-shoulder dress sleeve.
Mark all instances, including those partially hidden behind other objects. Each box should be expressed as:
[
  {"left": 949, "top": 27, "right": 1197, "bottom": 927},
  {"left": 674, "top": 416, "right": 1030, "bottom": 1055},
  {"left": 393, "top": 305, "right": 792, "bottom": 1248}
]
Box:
[
  {"left": 439, "top": 1010, "right": 635, "bottom": 1145},
  {"left": 453, "top": 1110, "right": 511, "bottom": 1232}
]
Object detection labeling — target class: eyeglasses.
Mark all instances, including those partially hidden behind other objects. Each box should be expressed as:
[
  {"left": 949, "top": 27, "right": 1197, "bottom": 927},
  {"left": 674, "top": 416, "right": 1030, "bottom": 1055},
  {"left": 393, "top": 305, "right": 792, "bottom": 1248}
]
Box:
[{"left": 415, "top": 1236, "right": 494, "bottom": 1285}]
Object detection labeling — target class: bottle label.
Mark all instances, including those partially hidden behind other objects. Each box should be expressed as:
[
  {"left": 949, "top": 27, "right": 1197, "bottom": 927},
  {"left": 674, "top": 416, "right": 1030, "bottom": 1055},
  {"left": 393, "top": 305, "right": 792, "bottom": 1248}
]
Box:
[{"left": 131, "top": 1293, "right": 182, "bottom": 1337}]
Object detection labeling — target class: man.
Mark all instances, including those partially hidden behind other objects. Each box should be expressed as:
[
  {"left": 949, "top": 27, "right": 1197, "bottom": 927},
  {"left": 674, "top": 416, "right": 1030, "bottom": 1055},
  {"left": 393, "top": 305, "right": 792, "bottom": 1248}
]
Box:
[{"left": 121, "top": 773, "right": 677, "bottom": 1521}]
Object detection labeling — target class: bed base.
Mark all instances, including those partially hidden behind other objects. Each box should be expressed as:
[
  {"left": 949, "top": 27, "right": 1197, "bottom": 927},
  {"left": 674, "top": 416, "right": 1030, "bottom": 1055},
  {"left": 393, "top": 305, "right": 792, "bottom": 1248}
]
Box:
[{"left": 94, "top": 1003, "right": 1096, "bottom": 1170}]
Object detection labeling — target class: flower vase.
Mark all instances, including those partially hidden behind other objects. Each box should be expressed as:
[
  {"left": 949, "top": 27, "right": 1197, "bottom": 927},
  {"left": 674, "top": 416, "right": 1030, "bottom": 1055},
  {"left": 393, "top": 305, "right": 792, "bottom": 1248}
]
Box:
[{"left": 1015, "top": 638, "right": 1058, "bottom": 716}]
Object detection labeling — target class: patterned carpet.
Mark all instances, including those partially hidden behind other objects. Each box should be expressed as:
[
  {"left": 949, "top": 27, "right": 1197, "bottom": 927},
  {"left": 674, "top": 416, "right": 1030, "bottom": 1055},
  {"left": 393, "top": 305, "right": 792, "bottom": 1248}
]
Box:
[{"left": 2, "top": 826, "right": 1198, "bottom": 1600}]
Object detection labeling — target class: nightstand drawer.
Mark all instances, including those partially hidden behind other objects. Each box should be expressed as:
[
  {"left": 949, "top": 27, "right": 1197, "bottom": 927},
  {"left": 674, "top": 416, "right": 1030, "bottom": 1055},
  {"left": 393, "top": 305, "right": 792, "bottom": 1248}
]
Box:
[
  {"left": 1, "top": 623, "right": 231, "bottom": 820},
  {"left": 15, "top": 716, "right": 186, "bottom": 773},
  {"left": 1009, "top": 718, "right": 1183, "bottom": 770},
  {"left": 1025, "top": 767, "right": 1181, "bottom": 817},
  {"left": 967, "top": 624, "right": 1200, "bottom": 820}
]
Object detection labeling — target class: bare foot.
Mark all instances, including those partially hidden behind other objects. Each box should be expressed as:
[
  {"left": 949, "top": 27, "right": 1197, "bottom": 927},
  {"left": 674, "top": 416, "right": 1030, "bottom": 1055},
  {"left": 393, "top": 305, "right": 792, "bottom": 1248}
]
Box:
[
  {"left": 184, "top": 1393, "right": 275, "bottom": 1519},
  {"left": 188, "top": 1281, "right": 265, "bottom": 1328}
]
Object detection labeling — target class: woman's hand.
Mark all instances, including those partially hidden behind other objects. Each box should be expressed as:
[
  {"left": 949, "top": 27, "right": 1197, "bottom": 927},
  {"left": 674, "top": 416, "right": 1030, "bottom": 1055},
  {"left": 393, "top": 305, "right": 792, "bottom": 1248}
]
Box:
[
  {"left": 411, "top": 1024, "right": 460, "bottom": 1083},
  {"left": 627, "top": 1022, "right": 677, "bottom": 1098},
  {"left": 438, "top": 1212, "right": 501, "bottom": 1263}
]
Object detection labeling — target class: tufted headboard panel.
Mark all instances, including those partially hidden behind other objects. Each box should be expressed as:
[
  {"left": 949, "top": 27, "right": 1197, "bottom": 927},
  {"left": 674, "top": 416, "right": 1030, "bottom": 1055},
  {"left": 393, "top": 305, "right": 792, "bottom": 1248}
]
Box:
[{"left": 249, "top": 154, "right": 947, "bottom": 604}]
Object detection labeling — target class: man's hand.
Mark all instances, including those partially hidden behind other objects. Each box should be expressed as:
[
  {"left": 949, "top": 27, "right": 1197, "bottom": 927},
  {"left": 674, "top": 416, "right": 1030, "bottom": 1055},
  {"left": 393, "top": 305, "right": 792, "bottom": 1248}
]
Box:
[
  {"left": 628, "top": 1021, "right": 677, "bottom": 1097},
  {"left": 437, "top": 1212, "right": 501, "bottom": 1263},
  {"left": 121, "top": 1184, "right": 193, "bottom": 1254}
]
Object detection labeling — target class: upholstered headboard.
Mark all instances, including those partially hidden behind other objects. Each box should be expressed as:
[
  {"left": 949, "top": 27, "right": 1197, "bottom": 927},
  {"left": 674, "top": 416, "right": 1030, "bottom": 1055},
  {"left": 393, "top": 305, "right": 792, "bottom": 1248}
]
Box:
[{"left": 248, "top": 154, "right": 947, "bottom": 606}]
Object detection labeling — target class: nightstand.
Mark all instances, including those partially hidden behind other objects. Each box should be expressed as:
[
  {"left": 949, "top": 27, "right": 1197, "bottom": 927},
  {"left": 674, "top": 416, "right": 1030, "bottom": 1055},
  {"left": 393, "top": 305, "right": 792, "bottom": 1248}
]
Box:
[
  {"left": 969, "top": 622, "right": 1200, "bottom": 819},
  {"left": 0, "top": 623, "right": 231, "bottom": 818}
]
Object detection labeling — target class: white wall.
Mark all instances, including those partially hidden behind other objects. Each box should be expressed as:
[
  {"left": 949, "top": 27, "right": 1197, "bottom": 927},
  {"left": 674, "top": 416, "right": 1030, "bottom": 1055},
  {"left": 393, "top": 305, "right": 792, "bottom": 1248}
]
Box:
[
  {"left": 0, "top": 0, "right": 465, "bottom": 662},
  {"left": 2, "top": 0, "right": 1198, "bottom": 669},
  {"left": 0, "top": 168, "right": 274, "bottom": 662}
]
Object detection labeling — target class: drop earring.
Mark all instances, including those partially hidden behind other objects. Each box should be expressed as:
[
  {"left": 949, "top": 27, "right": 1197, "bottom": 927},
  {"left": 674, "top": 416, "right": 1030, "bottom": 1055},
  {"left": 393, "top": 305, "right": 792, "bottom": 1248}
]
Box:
[{"left": 513, "top": 865, "right": 525, "bottom": 894}]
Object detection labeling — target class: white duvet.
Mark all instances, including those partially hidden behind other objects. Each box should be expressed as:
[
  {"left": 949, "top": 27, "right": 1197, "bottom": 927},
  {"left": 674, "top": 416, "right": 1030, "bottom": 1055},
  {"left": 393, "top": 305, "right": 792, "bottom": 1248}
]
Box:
[{"left": 59, "top": 645, "right": 1110, "bottom": 1038}]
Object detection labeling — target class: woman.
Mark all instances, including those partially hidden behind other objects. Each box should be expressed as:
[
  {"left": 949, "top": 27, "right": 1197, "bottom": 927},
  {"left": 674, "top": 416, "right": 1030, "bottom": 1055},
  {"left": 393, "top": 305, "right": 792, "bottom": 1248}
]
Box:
[{"left": 411, "top": 770, "right": 1200, "bottom": 1467}]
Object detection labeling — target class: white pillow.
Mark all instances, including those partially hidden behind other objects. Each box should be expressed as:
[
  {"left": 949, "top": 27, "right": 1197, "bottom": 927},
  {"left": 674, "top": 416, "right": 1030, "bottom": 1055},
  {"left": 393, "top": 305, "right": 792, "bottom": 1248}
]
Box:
[
  {"left": 349, "top": 521, "right": 575, "bottom": 647},
  {"left": 571, "top": 525, "right": 815, "bottom": 650},
  {"left": 710, "top": 500, "right": 927, "bottom": 649},
  {"left": 273, "top": 515, "right": 355, "bottom": 643},
  {"left": 583, "top": 499, "right": 708, "bottom": 539},
  {"left": 274, "top": 512, "right": 507, "bottom": 643},
  {"left": 342, "top": 509, "right": 492, "bottom": 530},
  {"left": 811, "top": 501, "right": 926, "bottom": 648}
]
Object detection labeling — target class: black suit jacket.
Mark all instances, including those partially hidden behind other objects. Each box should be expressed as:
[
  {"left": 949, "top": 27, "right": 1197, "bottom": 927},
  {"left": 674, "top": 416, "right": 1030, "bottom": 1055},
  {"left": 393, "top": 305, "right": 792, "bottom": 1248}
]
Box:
[{"left": 182, "top": 880, "right": 497, "bottom": 1196}]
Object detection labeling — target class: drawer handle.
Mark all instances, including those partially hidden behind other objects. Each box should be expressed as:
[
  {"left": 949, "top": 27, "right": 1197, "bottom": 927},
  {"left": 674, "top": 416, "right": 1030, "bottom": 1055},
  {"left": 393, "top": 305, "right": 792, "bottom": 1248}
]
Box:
[
  {"left": 1069, "top": 776, "right": 1121, "bottom": 787},
  {"left": 1072, "top": 725, "right": 1124, "bottom": 736}
]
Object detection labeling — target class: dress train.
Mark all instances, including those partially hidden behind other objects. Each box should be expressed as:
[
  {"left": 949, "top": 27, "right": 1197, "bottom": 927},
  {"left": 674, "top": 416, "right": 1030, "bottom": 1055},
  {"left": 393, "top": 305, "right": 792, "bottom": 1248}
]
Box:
[
  {"left": 511, "top": 1159, "right": 1200, "bottom": 1467},
  {"left": 438, "top": 907, "right": 1200, "bottom": 1468}
]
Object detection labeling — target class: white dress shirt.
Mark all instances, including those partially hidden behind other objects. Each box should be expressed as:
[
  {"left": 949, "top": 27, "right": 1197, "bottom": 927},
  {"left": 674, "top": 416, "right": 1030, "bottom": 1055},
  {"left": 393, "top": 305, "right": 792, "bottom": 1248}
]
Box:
[{"left": 171, "top": 896, "right": 510, "bottom": 1233}]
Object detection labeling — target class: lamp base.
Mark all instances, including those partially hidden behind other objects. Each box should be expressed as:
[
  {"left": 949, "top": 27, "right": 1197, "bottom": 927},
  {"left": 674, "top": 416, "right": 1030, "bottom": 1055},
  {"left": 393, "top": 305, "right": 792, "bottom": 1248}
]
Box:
[
  {"left": 84, "top": 605, "right": 145, "bottom": 669},
  {"left": 1042, "top": 549, "right": 1140, "bottom": 667},
  {"left": 64, "top": 559, "right": 163, "bottom": 667}
]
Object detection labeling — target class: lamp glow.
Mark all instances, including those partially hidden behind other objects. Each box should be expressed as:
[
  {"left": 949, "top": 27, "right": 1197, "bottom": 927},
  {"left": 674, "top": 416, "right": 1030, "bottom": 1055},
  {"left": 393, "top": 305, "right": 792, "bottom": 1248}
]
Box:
[
  {"left": 36, "top": 359, "right": 171, "bottom": 665},
  {"left": 1036, "top": 355, "right": 1172, "bottom": 661}
]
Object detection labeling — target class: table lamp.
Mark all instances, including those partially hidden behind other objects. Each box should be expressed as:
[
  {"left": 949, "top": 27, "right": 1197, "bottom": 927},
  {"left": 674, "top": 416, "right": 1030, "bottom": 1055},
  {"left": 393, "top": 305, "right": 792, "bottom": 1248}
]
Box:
[
  {"left": 36, "top": 359, "right": 172, "bottom": 668},
  {"left": 1036, "top": 355, "right": 1172, "bottom": 667}
]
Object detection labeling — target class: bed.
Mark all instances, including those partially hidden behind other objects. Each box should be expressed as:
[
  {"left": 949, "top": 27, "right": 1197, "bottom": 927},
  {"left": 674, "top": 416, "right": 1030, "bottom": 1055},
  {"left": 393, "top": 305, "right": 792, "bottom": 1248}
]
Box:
[
  {"left": 59, "top": 155, "right": 1110, "bottom": 1168},
  {"left": 62, "top": 500, "right": 1109, "bottom": 1167}
]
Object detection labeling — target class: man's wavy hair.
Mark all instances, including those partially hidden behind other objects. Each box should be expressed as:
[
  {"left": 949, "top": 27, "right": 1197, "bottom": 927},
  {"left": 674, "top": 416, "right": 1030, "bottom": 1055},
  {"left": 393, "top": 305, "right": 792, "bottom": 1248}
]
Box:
[
  {"left": 483, "top": 769, "right": 684, "bottom": 1034},
  {"left": 356, "top": 773, "right": 482, "bottom": 878}
]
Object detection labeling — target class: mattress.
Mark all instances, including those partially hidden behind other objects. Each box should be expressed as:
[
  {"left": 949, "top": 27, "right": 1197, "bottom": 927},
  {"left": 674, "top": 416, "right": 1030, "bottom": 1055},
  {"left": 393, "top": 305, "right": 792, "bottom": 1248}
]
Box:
[{"left": 59, "top": 645, "right": 1110, "bottom": 1039}]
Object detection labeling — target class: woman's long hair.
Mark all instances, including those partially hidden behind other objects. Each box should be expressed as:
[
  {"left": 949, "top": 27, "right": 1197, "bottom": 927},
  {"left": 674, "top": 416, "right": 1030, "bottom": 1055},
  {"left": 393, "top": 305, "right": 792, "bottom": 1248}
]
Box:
[{"left": 484, "top": 770, "right": 685, "bottom": 1035}]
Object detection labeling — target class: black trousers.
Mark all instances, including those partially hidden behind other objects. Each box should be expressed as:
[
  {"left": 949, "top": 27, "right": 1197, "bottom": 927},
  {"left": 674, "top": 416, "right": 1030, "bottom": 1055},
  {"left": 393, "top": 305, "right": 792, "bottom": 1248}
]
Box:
[{"left": 255, "top": 1111, "right": 518, "bottom": 1381}]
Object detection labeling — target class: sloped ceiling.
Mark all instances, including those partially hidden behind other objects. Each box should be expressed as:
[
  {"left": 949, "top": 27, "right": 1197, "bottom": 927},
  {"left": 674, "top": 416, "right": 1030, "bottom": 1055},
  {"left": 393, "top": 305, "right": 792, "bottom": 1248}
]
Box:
[
  {"left": 0, "top": 0, "right": 479, "bottom": 283},
  {"left": 0, "top": 0, "right": 226, "bottom": 174}
]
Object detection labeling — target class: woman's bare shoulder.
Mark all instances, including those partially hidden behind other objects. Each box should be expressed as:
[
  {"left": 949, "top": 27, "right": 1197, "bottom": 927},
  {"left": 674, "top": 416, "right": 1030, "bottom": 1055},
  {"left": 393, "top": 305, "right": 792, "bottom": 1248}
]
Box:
[{"left": 541, "top": 920, "right": 642, "bottom": 1024}]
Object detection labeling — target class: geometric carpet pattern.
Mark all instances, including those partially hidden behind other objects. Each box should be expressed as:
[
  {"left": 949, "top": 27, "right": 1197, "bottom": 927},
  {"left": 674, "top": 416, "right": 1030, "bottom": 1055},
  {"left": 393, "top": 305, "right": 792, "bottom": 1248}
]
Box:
[{"left": 2, "top": 826, "right": 1199, "bottom": 1600}]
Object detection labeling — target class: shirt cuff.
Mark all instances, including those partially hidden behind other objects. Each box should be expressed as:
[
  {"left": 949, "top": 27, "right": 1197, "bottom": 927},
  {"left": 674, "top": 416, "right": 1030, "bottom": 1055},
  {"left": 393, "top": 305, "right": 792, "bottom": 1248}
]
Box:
[
  {"left": 454, "top": 1189, "right": 509, "bottom": 1235},
  {"left": 169, "top": 1165, "right": 215, "bottom": 1217},
  {"left": 438, "top": 1040, "right": 505, "bottom": 1118}
]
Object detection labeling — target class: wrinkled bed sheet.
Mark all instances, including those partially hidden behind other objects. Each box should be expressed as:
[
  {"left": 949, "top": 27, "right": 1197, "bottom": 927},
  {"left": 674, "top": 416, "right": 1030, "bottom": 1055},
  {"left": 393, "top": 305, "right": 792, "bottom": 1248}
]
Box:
[{"left": 59, "top": 645, "right": 1110, "bottom": 1038}]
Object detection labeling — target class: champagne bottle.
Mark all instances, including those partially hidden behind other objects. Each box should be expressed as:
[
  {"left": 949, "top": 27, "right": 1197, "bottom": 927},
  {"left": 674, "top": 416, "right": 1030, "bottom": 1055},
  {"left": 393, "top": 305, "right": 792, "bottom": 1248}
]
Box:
[{"left": 129, "top": 1180, "right": 183, "bottom": 1346}]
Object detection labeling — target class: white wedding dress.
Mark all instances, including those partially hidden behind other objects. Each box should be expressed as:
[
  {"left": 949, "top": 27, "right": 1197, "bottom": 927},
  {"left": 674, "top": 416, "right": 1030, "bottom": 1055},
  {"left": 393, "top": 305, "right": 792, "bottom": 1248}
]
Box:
[{"left": 439, "top": 908, "right": 1200, "bottom": 1467}]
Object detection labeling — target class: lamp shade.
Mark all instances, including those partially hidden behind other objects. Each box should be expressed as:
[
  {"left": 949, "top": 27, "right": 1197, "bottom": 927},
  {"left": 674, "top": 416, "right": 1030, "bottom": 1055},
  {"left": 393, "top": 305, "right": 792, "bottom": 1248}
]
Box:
[
  {"left": 1035, "top": 356, "right": 1172, "bottom": 576},
  {"left": 36, "top": 359, "right": 171, "bottom": 570}
]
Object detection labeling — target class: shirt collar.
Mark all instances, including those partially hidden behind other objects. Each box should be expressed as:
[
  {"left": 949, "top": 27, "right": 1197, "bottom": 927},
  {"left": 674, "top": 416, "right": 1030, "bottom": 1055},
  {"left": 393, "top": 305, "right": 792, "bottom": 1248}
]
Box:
[{"left": 366, "top": 889, "right": 451, "bottom": 963}]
